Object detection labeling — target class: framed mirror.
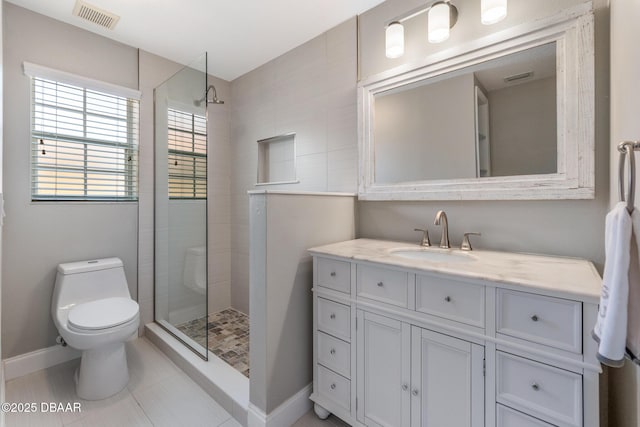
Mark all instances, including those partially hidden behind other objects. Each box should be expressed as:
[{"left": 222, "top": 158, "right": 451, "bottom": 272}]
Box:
[{"left": 358, "top": 9, "right": 594, "bottom": 200}]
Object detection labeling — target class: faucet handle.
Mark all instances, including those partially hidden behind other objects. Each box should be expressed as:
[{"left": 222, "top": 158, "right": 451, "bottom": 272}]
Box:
[
  {"left": 414, "top": 228, "right": 431, "bottom": 247},
  {"left": 461, "top": 232, "right": 481, "bottom": 251}
]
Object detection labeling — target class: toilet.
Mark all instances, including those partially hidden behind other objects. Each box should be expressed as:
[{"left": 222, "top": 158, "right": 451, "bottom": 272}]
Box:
[
  {"left": 51, "top": 258, "right": 139, "bottom": 400},
  {"left": 183, "top": 246, "right": 206, "bottom": 294}
]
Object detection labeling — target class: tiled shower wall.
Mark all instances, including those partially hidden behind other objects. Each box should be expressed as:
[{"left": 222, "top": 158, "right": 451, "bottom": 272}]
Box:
[{"left": 229, "top": 18, "right": 359, "bottom": 313}]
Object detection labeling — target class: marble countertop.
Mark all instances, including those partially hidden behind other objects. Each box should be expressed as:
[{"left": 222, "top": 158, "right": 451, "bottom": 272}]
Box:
[{"left": 309, "top": 238, "right": 602, "bottom": 302}]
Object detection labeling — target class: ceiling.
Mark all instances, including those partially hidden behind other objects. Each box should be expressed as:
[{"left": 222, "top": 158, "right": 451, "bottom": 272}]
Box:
[{"left": 6, "top": 0, "right": 386, "bottom": 81}]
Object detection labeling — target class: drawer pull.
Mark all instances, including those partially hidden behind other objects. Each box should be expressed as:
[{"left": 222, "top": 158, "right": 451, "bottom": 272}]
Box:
[
  {"left": 330, "top": 271, "right": 336, "bottom": 277},
  {"left": 531, "top": 383, "right": 540, "bottom": 391},
  {"left": 444, "top": 296, "right": 451, "bottom": 302},
  {"left": 330, "top": 348, "right": 336, "bottom": 355},
  {"left": 531, "top": 314, "right": 539, "bottom": 322},
  {"left": 330, "top": 313, "right": 336, "bottom": 320},
  {"left": 412, "top": 389, "right": 419, "bottom": 396},
  {"left": 330, "top": 383, "right": 336, "bottom": 390},
  {"left": 402, "top": 384, "right": 408, "bottom": 391},
  {"left": 377, "top": 281, "right": 384, "bottom": 287}
]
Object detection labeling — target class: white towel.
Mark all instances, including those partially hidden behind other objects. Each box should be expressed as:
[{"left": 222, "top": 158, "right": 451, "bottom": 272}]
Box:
[
  {"left": 627, "top": 209, "right": 640, "bottom": 360},
  {"left": 593, "top": 202, "right": 632, "bottom": 366}
]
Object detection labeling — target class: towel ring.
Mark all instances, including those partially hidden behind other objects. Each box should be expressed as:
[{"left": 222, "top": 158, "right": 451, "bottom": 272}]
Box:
[{"left": 618, "top": 141, "right": 639, "bottom": 213}]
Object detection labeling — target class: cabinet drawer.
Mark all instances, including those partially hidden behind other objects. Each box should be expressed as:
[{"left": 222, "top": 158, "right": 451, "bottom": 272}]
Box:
[
  {"left": 317, "top": 298, "right": 350, "bottom": 341},
  {"left": 318, "top": 332, "right": 350, "bottom": 378},
  {"left": 357, "top": 264, "right": 408, "bottom": 308},
  {"left": 497, "top": 405, "right": 556, "bottom": 427},
  {"left": 497, "top": 289, "right": 582, "bottom": 353},
  {"left": 317, "top": 365, "right": 350, "bottom": 413},
  {"left": 317, "top": 258, "right": 351, "bottom": 294},
  {"left": 416, "top": 274, "right": 485, "bottom": 327},
  {"left": 496, "top": 352, "right": 582, "bottom": 427}
]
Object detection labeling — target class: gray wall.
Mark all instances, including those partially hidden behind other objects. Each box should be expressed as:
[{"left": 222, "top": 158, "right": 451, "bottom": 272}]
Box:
[
  {"left": 2, "top": 4, "right": 140, "bottom": 358},
  {"left": 230, "top": 18, "right": 358, "bottom": 314},
  {"left": 609, "top": 0, "right": 640, "bottom": 424},
  {"left": 249, "top": 193, "right": 355, "bottom": 414},
  {"left": 0, "top": 5, "right": 232, "bottom": 358},
  {"left": 375, "top": 73, "right": 476, "bottom": 182},
  {"left": 357, "top": 0, "right": 610, "bottom": 272},
  {"left": 489, "top": 76, "right": 557, "bottom": 177}
]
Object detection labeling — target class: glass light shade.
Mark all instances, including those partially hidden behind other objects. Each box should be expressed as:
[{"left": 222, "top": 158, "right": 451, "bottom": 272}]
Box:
[
  {"left": 428, "top": 2, "right": 450, "bottom": 44},
  {"left": 385, "top": 22, "right": 404, "bottom": 58},
  {"left": 481, "top": 0, "right": 507, "bottom": 25}
]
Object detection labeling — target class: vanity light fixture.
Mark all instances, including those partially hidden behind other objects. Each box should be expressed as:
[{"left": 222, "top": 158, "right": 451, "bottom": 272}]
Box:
[
  {"left": 385, "top": 21, "right": 405, "bottom": 58},
  {"left": 481, "top": 0, "right": 507, "bottom": 25},
  {"left": 428, "top": 2, "right": 455, "bottom": 43},
  {"left": 385, "top": 0, "right": 507, "bottom": 58}
]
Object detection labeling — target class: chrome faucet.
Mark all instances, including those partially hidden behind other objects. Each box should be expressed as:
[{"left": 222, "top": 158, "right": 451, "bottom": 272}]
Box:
[{"left": 434, "top": 210, "right": 450, "bottom": 249}]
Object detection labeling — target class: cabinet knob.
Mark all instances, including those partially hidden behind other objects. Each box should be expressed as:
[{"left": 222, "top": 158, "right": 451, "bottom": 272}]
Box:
[
  {"left": 377, "top": 281, "right": 384, "bottom": 287},
  {"left": 330, "top": 383, "right": 336, "bottom": 390},
  {"left": 330, "top": 313, "right": 336, "bottom": 320},
  {"left": 531, "top": 314, "right": 539, "bottom": 322},
  {"left": 330, "top": 348, "right": 336, "bottom": 355},
  {"left": 531, "top": 383, "right": 540, "bottom": 391},
  {"left": 330, "top": 271, "right": 336, "bottom": 277},
  {"left": 444, "top": 296, "right": 451, "bottom": 302},
  {"left": 412, "top": 389, "right": 419, "bottom": 396},
  {"left": 402, "top": 384, "right": 408, "bottom": 391}
]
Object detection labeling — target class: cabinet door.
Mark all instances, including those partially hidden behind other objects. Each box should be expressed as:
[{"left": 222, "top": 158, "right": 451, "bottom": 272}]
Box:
[
  {"left": 357, "top": 310, "right": 411, "bottom": 427},
  {"left": 411, "top": 327, "right": 485, "bottom": 427}
]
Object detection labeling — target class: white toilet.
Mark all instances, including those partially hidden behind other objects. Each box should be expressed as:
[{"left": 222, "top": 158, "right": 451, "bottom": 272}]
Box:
[{"left": 51, "top": 257, "right": 139, "bottom": 400}]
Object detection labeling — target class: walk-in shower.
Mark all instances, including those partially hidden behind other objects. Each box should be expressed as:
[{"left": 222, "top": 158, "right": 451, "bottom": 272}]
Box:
[{"left": 153, "top": 54, "right": 250, "bottom": 378}]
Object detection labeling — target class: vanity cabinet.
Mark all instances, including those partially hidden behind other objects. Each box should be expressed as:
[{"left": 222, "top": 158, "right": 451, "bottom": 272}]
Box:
[
  {"left": 356, "top": 310, "right": 484, "bottom": 427},
  {"left": 309, "top": 239, "right": 602, "bottom": 427}
]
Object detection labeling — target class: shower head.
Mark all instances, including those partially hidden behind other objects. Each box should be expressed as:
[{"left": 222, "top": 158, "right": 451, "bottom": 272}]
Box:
[{"left": 194, "top": 84, "right": 224, "bottom": 106}]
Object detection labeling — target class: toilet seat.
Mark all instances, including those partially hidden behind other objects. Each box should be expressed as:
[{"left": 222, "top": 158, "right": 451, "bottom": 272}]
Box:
[{"left": 68, "top": 297, "right": 139, "bottom": 332}]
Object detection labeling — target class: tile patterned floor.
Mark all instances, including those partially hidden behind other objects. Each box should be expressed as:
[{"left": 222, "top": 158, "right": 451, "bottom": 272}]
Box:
[
  {"left": 176, "top": 308, "right": 250, "bottom": 378},
  {"left": 5, "top": 336, "right": 341, "bottom": 427},
  {"left": 4, "top": 338, "right": 242, "bottom": 427}
]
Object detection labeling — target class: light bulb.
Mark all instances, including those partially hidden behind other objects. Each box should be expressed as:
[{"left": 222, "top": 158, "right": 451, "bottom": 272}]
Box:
[
  {"left": 428, "top": 2, "right": 451, "bottom": 44},
  {"left": 481, "top": 0, "right": 507, "bottom": 25},
  {"left": 385, "top": 22, "right": 404, "bottom": 59}
]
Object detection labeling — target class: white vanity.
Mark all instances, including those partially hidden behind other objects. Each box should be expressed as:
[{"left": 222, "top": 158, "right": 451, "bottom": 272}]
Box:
[{"left": 309, "top": 239, "right": 602, "bottom": 427}]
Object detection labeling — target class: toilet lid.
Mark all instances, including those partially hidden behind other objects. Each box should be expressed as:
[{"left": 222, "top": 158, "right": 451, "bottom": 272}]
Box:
[{"left": 68, "top": 297, "right": 139, "bottom": 331}]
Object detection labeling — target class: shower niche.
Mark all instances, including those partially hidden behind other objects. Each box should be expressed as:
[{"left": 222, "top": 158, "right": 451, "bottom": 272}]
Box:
[{"left": 256, "top": 133, "right": 298, "bottom": 185}]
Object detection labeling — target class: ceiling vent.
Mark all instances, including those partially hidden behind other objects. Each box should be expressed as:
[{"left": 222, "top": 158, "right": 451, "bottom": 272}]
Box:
[
  {"left": 503, "top": 71, "right": 534, "bottom": 84},
  {"left": 72, "top": 0, "right": 120, "bottom": 30}
]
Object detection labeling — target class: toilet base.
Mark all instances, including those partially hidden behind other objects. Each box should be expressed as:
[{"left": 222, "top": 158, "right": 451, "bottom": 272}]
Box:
[{"left": 75, "top": 341, "right": 129, "bottom": 400}]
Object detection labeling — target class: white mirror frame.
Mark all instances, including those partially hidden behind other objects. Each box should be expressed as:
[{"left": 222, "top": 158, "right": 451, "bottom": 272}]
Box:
[{"left": 358, "top": 5, "right": 594, "bottom": 201}]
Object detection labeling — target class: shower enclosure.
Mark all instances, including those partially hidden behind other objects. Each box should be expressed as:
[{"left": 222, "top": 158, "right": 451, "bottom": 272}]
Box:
[{"left": 154, "top": 53, "right": 209, "bottom": 358}]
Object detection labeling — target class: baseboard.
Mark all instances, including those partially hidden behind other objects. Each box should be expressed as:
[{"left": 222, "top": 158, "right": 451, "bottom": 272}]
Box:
[
  {"left": 3, "top": 344, "right": 80, "bottom": 381},
  {"left": 248, "top": 384, "right": 312, "bottom": 427}
]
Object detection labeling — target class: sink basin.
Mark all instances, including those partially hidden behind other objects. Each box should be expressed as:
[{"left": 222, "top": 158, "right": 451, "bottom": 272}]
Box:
[{"left": 390, "top": 248, "right": 476, "bottom": 263}]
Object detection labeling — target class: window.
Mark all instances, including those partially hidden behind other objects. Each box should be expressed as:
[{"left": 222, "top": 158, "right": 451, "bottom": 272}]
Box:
[
  {"left": 168, "top": 109, "right": 207, "bottom": 199},
  {"left": 30, "top": 76, "right": 139, "bottom": 201}
]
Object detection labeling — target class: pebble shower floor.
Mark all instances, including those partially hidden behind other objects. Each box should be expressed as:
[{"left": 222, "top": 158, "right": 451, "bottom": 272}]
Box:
[{"left": 176, "top": 308, "right": 250, "bottom": 377}]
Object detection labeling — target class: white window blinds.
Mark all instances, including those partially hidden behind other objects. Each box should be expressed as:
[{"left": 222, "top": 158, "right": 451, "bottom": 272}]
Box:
[
  {"left": 168, "top": 109, "right": 207, "bottom": 199},
  {"left": 30, "top": 76, "right": 139, "bottom": 201}
]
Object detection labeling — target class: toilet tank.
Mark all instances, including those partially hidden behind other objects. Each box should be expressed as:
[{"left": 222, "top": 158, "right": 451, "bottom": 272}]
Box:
[
  {"left": 183, "top": 246, "right": 206, "bottom": 294},
  {"left": 52, "top": 258, "right": 131, "bottom": 309}
]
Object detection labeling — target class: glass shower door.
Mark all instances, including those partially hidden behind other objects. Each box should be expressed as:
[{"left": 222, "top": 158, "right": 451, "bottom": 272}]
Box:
[{"left": 154, "top": 53, "right": 208, "bottom": 358}]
